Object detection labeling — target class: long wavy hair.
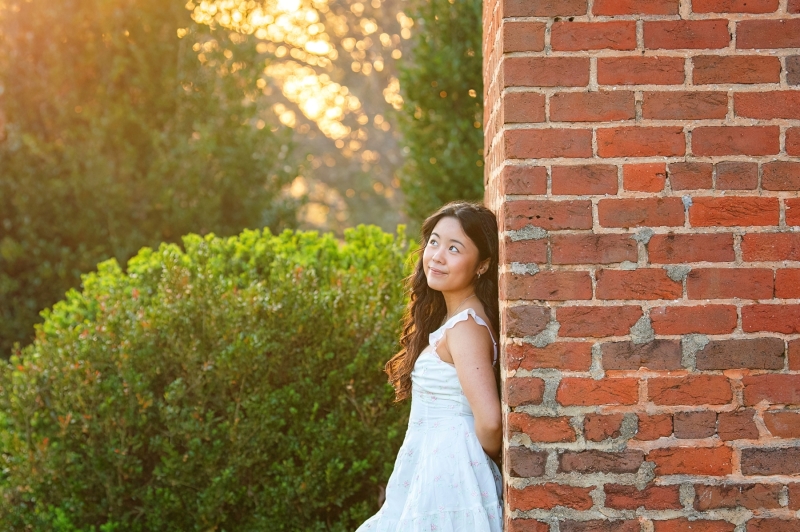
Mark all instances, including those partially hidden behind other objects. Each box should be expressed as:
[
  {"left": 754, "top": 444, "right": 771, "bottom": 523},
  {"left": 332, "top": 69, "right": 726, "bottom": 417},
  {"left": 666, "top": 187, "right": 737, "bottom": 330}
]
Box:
[{"left": 385, "top": 201, "right": 499, "bottom": 401}]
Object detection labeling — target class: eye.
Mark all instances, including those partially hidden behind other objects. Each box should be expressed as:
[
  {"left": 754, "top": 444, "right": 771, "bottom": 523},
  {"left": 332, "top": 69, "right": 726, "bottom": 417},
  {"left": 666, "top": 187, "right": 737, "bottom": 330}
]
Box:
[
  {"left": 427, "top": 238, "right": 437, "bottom": 246},
  {"left": 449, "top": 245, "right": 459, "bottom": 252}
]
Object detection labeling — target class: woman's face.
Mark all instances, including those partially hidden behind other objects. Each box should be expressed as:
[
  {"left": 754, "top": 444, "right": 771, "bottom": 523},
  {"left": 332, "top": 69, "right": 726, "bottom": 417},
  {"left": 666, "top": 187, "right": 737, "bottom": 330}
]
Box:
[{"left": 422, "top": 216, "right": 487, "bottom": 293}]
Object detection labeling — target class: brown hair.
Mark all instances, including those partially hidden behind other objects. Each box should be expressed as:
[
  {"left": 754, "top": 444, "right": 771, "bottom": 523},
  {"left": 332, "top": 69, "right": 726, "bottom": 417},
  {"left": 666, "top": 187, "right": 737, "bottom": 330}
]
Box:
[{"left": 385, "top": 201, "right": 499, "bottom": 401}]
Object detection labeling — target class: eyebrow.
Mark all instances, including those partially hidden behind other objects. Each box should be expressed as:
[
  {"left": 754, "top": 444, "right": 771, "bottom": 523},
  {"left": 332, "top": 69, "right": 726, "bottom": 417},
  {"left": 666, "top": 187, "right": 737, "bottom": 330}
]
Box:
[{"left": 431, "top": 232, "right": 465, "bottom": 247}]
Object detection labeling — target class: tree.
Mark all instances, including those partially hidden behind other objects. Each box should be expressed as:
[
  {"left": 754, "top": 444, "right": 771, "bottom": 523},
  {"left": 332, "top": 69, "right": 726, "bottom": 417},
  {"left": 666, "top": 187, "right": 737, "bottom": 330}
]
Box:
[
  {"left": 396, "top": 0, "right": 484, "bottom": 224},
  {"left": 0, "top": 0, "right": 301, "bottom": 356}
]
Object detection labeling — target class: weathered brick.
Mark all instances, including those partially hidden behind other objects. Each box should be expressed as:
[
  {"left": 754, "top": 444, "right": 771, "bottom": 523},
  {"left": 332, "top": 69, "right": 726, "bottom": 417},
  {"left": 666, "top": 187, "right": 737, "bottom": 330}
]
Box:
[
  {"left": 552, "top": 234, "right": 637, "bottom": 265},
  {"left": 718, "top": 409, "right": 760, "bottom": 441},
  {"left": 503, "top": 271, "right": 593, "bottom": 301},
  {"left": 674, "top": 410, "right": 717, "bottom": 439},
  {"left": 741, "top": 447, "right": 800, "bottom": 475},
  {"left": 501, "top": 165, "right": 547, "bottom": 195},
  {"left": 763, "top": 410, "right": 800, "bottom": 438},
  {"left": 551, "top": 165, "right": 618, "bottom": 195},
  {"left": 598, "top": 127, "right": 685, "bottom": 157},
  {"left": 746, "top": 519, "right": 800, "bottom": 532},
  {"left": 695, "top": 483, "right": 782, "bottom": 511},
  {"left": 648, "top": 375, "right": 732, "bottom": 405},
  {"left": 791, "top": 339, "right": 800, "bottom": 371},
  {"left": 560, "top": 449, "right": 644, "bottom": 473},
  {"left": 644, "top": 20, "right": 731, "bottom": 49},
  {"left": 593, "top": 0, "right": 678, "bottom": 14},
  {"left": 508, "top": 483, "right": 594, "bottom": 511},
  {"left": 598, "top": 197, "right": 685, "bottom": 228},
  {"left": 777, "top": 269, "right": 800, "bottom": 298},
  {"left": 605, "top": 484, "right": 682, "bottom": 510},
  {"left": 636, "top": 413, "right": 673, "bottom": 440},
  {"left": 786, "top": 199, "right": 800, "bottom": 227},
  {"left": 550, "top": 92, "right": 635, "bottom": 123},
  {"left": 507, "top": 413, "right": 577, "bottom": 443},
  {"left": 737, "top": 19, "right": 800, "bottom": 49},
  {"left": 560, "top": 521, "right": 640, "bottom": 532},
  {"left": 583, "top": 414, "right": 625, "bottom": 442},
  {"left": 506, "top": 128, "right": 593, "bottom": 159},
  {"left": 507, "top": 519, "right": 549, "bottom": 532},
  {"left": 790, "top": 57, "right": 800, "bottom": 86},
  {"left": 504, "top": 199, "right": 593, "bottom": 231},
  {"left": 791, "top": 483, "right": 800, "bottom": 509},
  {"left": 736, "top": 92, "right": 800, "bottom": 120},
  {"left": 653, "top": 519, "right": 734, "bottom": 532},
  {"left": 507, "top": 446, "right": 548, "bottom": 477},
  {"left": 596, "top": 269, "right": 683, "bottom": 300},
  {"left": 504, "top": 305, "right": 550, "bottom": 337},
  {"left": 687, "top": 268, "right": 774, "bottom": 300},
  {"left": 762, "top": 161, "right": 800, "bottom": 191},
  {"left": 551, "top": 21, "right": 636, "bottom": 51},
  {"left": 648, "top": 233, "right": 735, "bottom": 263},
  {"left": 505, "top": 239, "right": 548, "bottom": 264},
  {"left": 598, "top": 56, "right": 685, "bottom": 85},
  {"left": 624, "top": 163, "right": 667, "bottom": 192},
  {"left": 503, "top": 22, "right": 546, "bottom": 53},
  {"left": 692, "top": 126, "right": 780, "bottom": 156},
  {"left": 557, "top": 378, "right": 639, "bottom": 406},
  {"left": 644, "top": 92, "right": 727, "bottom": 120},
  {"left": 689, "top": 197, "right": 780, "bottom": 227},
  {"left": 715, "top": 161, "right": 758, "bottom": 190},
  {"left": 506, "top": 342, "right": 593, "bottom": 371},
  {"left": 693, "top": 0, "right": 778, "bottom": 12},
  {"left": 648, "top": 446, "right": 733, "bottom": 476},
  {"left": 504, "top": 92, "right": 545, "bottom": 124},
  {"left": 507, "top": 377, "right": 546, "bottom": 407},
  {"left": 742, "top": 304, "right": 800, "bottom": 334},
  {"left": 558, "top": 306, "right": 643, "bottom": 338},
  {"left": 505, "top": 57, "right": 590, "bottom": 87},
  {"left": 602, "top": 339, "right": 683, "bottom": 371},
  {"left": 786, "top": 127, "right": 800, "bottom": 155},
  {"left": 504, "top": 0, "right": 587, "bottom": 16},
  {"left": 669, "top": 162, "right": 714, "bottom": 190},
  {"left": 742, "top": 374, "right": 800, "bottom": 405},
  {"left": 693, "top": 55, "right": 781, "bottom": 84},
  {"left": 695, "top": 338, "right": 785, "bottom": 370},
  {"left": 742, "top": 233, "right": 800, "bottom": 261},
  {"left": 791, "top": 0, "right": 800, "bottom": 12},
  {"left": 651, "top": 305, "right": 737, "bottom": 335}
]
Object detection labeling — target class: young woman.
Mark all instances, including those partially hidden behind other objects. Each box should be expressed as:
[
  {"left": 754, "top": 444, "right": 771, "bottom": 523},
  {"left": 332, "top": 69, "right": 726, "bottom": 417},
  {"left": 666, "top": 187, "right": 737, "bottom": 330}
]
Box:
[{"left": 357, "top": 201, "right": 503, "bottom": 532}]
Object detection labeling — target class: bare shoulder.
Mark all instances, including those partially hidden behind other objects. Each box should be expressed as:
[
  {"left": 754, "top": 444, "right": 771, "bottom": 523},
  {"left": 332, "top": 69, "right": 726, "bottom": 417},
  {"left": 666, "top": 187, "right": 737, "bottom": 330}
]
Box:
[{"left": 443, "top": 307, "right": 495, "bottom": 362}]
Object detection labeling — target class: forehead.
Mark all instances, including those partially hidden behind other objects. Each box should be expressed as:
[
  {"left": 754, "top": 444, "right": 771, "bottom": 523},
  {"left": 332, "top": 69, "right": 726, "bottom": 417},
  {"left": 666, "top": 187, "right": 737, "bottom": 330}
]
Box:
[{"left": 430, "top": 216, "right": 475, "bottom": 247}]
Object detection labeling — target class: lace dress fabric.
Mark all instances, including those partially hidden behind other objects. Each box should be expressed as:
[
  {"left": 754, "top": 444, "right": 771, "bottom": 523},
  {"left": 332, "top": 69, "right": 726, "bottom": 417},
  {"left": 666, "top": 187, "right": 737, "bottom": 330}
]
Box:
[{"left": 356, "top": 308, "right": 503, "bottom": 532}]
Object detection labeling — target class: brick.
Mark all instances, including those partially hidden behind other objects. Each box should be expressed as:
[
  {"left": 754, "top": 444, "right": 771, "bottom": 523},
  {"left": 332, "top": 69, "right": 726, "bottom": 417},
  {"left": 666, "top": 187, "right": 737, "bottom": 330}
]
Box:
[
  {"left": 508, "top": 483, "right": 594, "bottom": 511},
  {"left": 692, "top": 126, "right": 780, "bottom": 156},
  {"left": 693, "top": 55, "right": 781, "bottom": 84},
  {"left": 551, "top": 165, "right": 618, "bottom": 195},
  {"left": 776, "top": 269, "right": 800, "bottom": 298},
  {"left": 791, "top": 483, "right": 800, "bottom": 509},
  {"left": 689, "top": 197, "right": 780, "bottom": 227},
  {"left": 792, "top": 0, "right": 800, "bottom": 11},
  {"left": 742, "top": 374, "right": 800, "bottom": 405},
  {"left": 560, "top": 521, "right": 640, "bottom": 532},
  {"left": 674, "top": 411, "right": 717, "bottom": 439},
  {"left": 762, "top": 161, "right": 800, "bottom": 191},
  {"left": 637, "top": 413, "right": 673, "bottom": 440},
  {"left": 507, "top": 413, "right": 577, "bottom": 443},
  {"left": 503, "top": 271, "right": 593, "bottom": 301},
  {"left": 787, "top": 199, "right": 800, "bottom": 227},
  {"left": 506, "top": 239, "right": 548, "bottom": 264},
  {"left": 503, "top": 22, "right": 546, "bottom": 53},
  {"left": 716, "top": 161, "right": 757, "bottom": 190},
  {"left": 643, "top": 92, "right": 727, "bottom": 120},
  {"left": 687, "top": 268, "right": 774, "bottom": 300},
  {"left": 556, "top": 378, "right": 639, "bottom": 406},
  {"left": 742, "top": 233, "right": 800, "bottom": 261},
  {"left": 501, "top": 165, "right": 547, "bottom": 195},
  {"left": 791, "top": 340, "right": 800, "bottom": 370},
  {"left": 593, "top": 0, "right": 679, "bottom": 14},
  {"left": 789, "top": 127, "right": 800, "bottom": 155},
  {"left": 550, "top": 92, "right": 634, "bottom": 123},
  {"left": 648, "top": 446, "right": 733, "bottom": 476},
  {"left": 651, "top": 305, "right": 737, "bottom": 335},
  {"left": 668, "top": 162, "right": 714, "bottom": 190},
  {"left": 507, "top": 377, "right": 546, "bottom": 407},
  {"left": 505, "top": 57, "right": 590, "bottom": 87},
  {"left": 583, "top": 414, "right": 625, "bottom": 441},
  {"left": 747, "top": 520, "right": 800, "bottom": 532},
  {"left": 597, "top": 127, "right": 685, "bottom": 158},
  {"left": 742, "top": 304, "right": 800, "bottom": 334},
  {"left": 506, "top": 129, "right": 593, "bottom": 159},
  {"left": 695, "top": 483, "right": 782, "bottom": 510},
  {"left": 598, "top": 56, "right": 685, "bottom": 86},
  {"left": 624, "top": 163, "right": 666, "bottom": 192},
  {"left": 605, "top": 484, "right": 682, "bottom": 510},
  {"left": 696, "top": 338, "right": 785, "bottom": 370},
  {"left": 717, "top": 410, "right": 760, "bottom": 441},
  {"left": 551, "top": 21, "right": 636, "bottom": 51},
  {"left": 504, "top": 0, "right": 587, "bottom": 16},
  {"left": 552, "top": 234, "right": 637, "bottom": 265},
  {"left": 790, "top": 57, "right": 800, "bottom": 86},
  {"left": 507, "top": 519, "right": 549, "bottom": 532},
  {"left": 693, "top": 0, "right": 778, "bottom": 12},
  {"left": 596, "top": 269, "right": 683, "bottom": 300},
  {"left": 505, "top": 199, "right": 592, "bottom": 231},
  {"left": 737, "top": 19, "right": 800, "bottom": 49},
  {"left": 598, "top": 197, "right": 685, "bottom": 228},
  {"left": 603, "top": 340, "right": 682, "bottom": 371},
  {"left": 648, "top": 375, "right": 732, "bottom": 405},
  {"left": 504, "top": 305, "right": 550, "bottom": 337},
  {"left": 741, "top": 447, "right": 800, "bottom": 476},
  {"left": 560, "top": 449, "right": 643, "bottom": 473},
  {"left": 644, "top": 20, "right": 731, "bottom": 50},
  {"left": 653, "top": 519, "right": 734, "bottom": 532},
  {"left": 504, "top": 92, "right": 546, "bottom": 124},
  {"left": 507, "top": 446, "right": 547, "bottom": 477},
  {"left": 736, "top": 91, "right": 800, "bottom": 120},
  {"left": 506, "top": 342, "right": 593, "bottom": 371},
  {"left": 648, "top": 233, "right": 735, "bottom": 263},
  {"left": 763, "top": 410, "right": 800, "bottom": 438},
  {"left": 558, "top": 306, "right": 643, "bottom": 337}
]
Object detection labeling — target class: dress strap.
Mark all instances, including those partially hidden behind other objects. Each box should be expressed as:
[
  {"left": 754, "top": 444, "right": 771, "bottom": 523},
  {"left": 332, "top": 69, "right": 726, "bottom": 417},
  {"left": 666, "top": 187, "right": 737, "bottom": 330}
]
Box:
[{"left": 429, "top": 308, "right": 498, "bottom": 365}]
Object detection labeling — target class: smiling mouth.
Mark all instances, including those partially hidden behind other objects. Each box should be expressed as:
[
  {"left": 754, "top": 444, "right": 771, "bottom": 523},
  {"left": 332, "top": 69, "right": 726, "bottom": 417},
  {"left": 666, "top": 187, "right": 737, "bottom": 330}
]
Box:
[{"left": 429, "top": 267, "right": 446, "bottom": 275}]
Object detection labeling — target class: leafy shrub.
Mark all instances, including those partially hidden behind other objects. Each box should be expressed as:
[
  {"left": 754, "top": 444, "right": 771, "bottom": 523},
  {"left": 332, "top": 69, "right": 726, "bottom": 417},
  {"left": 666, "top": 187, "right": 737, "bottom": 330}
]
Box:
[{"left": 0, "top": 226, "right": 411, "bottom": 531}]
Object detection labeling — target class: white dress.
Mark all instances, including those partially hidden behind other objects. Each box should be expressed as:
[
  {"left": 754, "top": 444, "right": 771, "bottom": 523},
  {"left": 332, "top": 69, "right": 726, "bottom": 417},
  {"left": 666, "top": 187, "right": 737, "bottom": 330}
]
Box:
[{"left": 356, "top": 308, "right": 503, "bottom": 532}]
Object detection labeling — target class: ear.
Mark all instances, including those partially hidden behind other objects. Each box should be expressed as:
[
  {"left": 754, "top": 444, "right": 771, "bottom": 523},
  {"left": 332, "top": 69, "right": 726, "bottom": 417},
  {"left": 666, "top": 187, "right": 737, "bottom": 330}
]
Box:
[{"left": 477, "top": 257, "right": 491, "bottom": 275}]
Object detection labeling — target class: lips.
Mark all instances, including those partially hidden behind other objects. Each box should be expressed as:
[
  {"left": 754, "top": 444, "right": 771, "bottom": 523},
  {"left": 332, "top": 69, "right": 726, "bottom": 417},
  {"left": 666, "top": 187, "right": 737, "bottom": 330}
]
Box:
[{"left": 429, "top": 267, "right": 446, "bottom": 275}]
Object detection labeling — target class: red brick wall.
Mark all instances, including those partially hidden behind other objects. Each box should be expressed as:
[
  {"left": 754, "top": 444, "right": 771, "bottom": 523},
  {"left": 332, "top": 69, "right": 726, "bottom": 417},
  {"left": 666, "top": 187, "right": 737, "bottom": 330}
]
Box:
[{"left": 483, "top": 1, "right": 800, "bottom": 530}]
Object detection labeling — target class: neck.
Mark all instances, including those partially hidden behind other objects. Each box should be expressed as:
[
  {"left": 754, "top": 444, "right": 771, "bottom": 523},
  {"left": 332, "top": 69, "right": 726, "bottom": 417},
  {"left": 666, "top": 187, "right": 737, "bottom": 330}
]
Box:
[{"left": 443, "top": 288, "right": 477, "bottom": 319}]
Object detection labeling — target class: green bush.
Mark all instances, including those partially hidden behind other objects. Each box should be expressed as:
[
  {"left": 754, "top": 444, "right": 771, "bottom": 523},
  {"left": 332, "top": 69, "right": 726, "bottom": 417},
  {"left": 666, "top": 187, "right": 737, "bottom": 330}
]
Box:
[{"left": 0, "top": 226, "right": 411, "bottom": 531}]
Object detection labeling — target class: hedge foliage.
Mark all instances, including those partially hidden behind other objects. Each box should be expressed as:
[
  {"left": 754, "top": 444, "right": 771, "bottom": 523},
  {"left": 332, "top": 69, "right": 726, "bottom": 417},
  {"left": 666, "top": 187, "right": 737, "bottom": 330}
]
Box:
[{"left": 0, "top": 226, "right": 411, "bottom": 531}]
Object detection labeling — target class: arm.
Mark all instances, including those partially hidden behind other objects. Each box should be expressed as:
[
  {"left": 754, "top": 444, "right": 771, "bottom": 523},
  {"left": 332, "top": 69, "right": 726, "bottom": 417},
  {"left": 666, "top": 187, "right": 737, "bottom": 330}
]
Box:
[{"left": 445, "top": 317, "right": 502, "bottom": 462}]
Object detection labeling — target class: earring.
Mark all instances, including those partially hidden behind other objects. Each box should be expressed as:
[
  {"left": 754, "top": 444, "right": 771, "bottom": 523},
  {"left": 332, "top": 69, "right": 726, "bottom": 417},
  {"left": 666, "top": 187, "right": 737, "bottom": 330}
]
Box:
[{"left": 477, "top": 272, "right": 482, "bottom": 278}]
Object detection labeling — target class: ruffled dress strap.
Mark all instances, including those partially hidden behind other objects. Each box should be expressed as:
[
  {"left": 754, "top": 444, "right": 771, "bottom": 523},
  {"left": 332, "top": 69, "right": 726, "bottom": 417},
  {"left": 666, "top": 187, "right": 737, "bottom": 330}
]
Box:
[{"left": 429, "top": 308, "right": 498, "bottom": 365}]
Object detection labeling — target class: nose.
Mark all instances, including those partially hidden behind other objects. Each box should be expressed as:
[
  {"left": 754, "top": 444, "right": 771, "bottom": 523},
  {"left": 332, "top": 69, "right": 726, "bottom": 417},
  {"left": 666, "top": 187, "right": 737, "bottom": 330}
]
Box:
[{"left": 431, "top": 246, "right": 445, "bottom": 264}]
